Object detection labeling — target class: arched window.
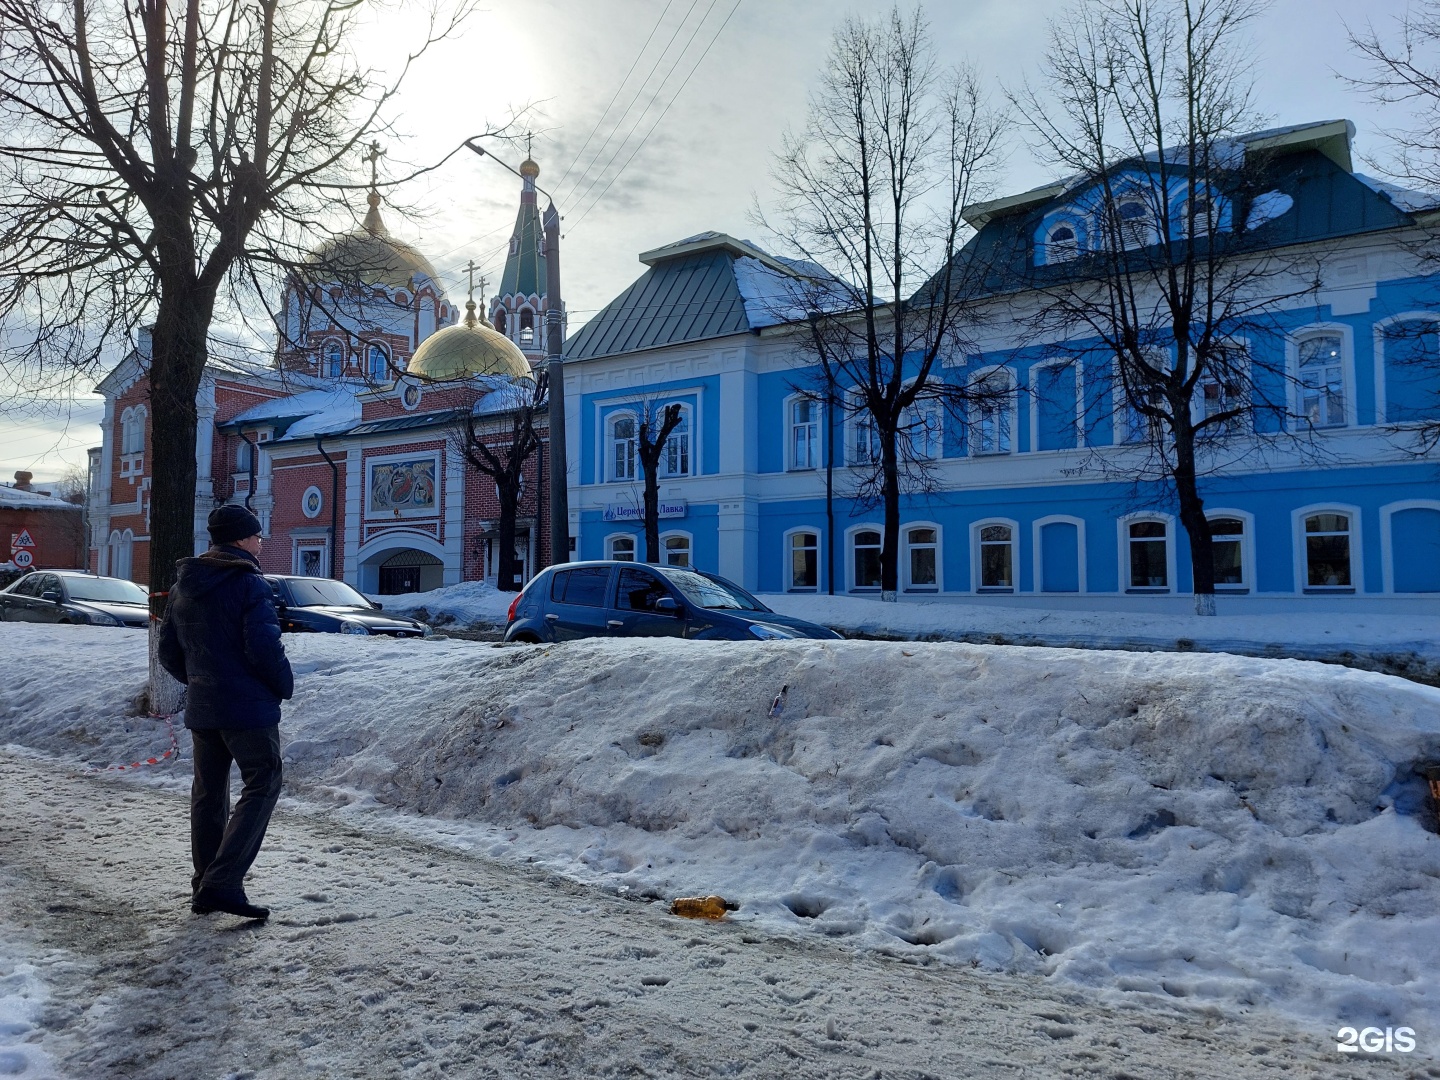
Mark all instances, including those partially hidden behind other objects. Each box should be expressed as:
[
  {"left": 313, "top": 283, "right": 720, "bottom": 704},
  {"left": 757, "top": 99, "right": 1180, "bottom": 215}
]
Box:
[
  {"left": 509, "top": 234, "right": 520, "bottom": 256},
  {"left": 607, "top": 534, "right": 636, "bottom": 561},
  {"left": 236, "top": 438, "right": 252, "bottom": 472},
  {"left": 851, "top": 528, "right": 882, "bottom": 590},
  {"left": 1113, "top": 196, "right": 1154, "bottom": 249},
  {"left": 786, "top": 530, "right": 819, "bottom": 591},
  {"left": 659, "top": 404, "right": 691, "bottom": 478},
  {"left": 900, "top": 387, "right": 941, "bottom": 461},
  {"left": 367, "top": 343, "right": 389, "bottom": 381},
  {"left": 608, "top": 413, "right": 637, "bottom": 482},
  {"left": 1184, "top": 196, "right": 1215, "bottom": 237},
  {"left": 518, "top": 308, "right": 535, "bottom": 348},
  {"left": 971, "top": 370, "right": 1013, "bottom": 455},
  {"left": 120, "top": 406, "right": 147, "bottom": 454},
  {"left": 903, "top": 526, "right": 939, "bottom": 591},
  {"left": 493, "top": 307, "right": 507, "bottom": 335},
  {"left": 661, "top": 533, "right": 691, "bottom": 568},
  {"left": 1047, "top": 223, "right": 1079, "bottom": 262},
  {"left": 1304, "top": 511, "right": 1353, "bottom": 589},
  {"left": 975, "top": 522, "right": 1015, "bottom": 591},
  {"left": 1298, "top": 332, "right": 1347, "bottom": 428},
  {"left": 325, "top": 340, "right": 344, "bottom": 379}
]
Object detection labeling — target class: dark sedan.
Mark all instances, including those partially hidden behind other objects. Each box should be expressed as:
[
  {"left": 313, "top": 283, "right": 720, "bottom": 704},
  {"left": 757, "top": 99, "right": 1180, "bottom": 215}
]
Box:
[
  {"left": 264, "top": 575, "right": 431, "bottom": 638},
  {"left": 504, "top": 561, "right": 841, "bottom": 644},
  {"left": 0, "top": 571, "right": 149, "bottom": 627}
]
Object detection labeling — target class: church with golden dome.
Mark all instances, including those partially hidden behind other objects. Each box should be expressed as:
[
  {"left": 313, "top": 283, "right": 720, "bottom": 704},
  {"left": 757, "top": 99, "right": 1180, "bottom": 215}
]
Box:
[{"left": 88, "top": 155, "right": 557, "bottom": 595}]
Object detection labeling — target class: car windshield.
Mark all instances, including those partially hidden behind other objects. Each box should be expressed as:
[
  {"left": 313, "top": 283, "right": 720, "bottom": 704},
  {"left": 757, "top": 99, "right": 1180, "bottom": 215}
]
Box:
[
  {"left": 661, "top": 569, "right": 769, "bottom": 611},
  {"left": 65, "top": 577, "right": 148, "bottom": 604},
  {"left": 285, "top": 578, "right": 373, "bottom": 608}
]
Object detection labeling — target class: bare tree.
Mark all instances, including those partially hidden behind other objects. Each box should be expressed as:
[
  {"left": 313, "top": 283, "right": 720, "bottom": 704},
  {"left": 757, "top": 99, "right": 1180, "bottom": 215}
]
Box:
[
  {"left": 0, "top": 0, "right": 490, "bottom": 704},
  {"left": 635, "top": 402, "right": 685, "bottom": 565},
  {"left": 1011, "top": 0, "right": 1323, "bottom": 614},
  {"left": 447, "top": 374, "right": 546, "bottom": 592},
  {"left": 762, "top": 5, "right": 1007, "bottom": 600}
]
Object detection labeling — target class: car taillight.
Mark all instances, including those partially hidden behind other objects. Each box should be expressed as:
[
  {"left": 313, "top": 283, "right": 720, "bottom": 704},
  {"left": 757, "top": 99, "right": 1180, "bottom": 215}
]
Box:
[{"left": 506, "top": 592, "right": 523, "bottom": 623}]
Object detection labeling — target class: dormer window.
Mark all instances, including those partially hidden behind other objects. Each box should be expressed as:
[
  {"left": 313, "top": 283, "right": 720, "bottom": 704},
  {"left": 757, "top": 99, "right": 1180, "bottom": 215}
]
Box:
[
  {"left": 1114, "top": 197, "right": 1154, "bottom": 249},
  {"left": 509, "top": 235, "right": 520, "bottom": 256},
  {"left": 1047, "top": 224, "right": 1079, "bottom": 263},
  {"left": 1185, "top": 196, "right": 1215, "bottom": 237}
]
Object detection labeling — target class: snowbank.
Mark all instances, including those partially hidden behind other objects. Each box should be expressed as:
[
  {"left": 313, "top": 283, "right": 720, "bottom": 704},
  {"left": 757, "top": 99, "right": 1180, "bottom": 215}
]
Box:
[
  {"left": 763, "top": 591, "right": 1440, "bottom": 682},
  {"left": 0, "top": 947, "right": 58, "bottom": 1080},
  {"left": 365, "top": 579, "right": 513, "bottom": 628},
  {"left": 3, "top": 625, "right": 1438, "bottom": 1031}
]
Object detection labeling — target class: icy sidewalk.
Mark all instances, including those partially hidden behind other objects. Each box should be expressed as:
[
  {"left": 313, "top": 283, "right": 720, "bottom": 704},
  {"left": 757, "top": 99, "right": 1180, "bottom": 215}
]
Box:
[{"left": 0, "top": 754, "right": 1393, "bottom": 1079}]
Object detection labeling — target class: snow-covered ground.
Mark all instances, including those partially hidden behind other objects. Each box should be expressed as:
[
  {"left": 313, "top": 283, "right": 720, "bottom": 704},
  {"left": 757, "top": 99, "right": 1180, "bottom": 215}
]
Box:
[
  {"left": 3, "top": 623, "right": 1438, "bottom": 1053},
  {"left": 0, "top": 941, "right": 57, "bottom": 1080}
]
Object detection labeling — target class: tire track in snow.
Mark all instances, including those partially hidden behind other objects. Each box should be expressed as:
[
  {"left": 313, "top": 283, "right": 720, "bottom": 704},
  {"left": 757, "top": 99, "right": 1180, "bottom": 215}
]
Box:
[{"left": 0, "top": 752, "right": 1403, "bottom": 1080}]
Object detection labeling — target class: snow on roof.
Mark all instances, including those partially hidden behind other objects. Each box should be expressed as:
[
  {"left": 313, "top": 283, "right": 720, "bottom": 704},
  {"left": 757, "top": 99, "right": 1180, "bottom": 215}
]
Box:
[
  {"left": 732, "top": 255, "right": 854, "bottom": 329},
  {"left": 229, "top": 386, "right": 361, "bottom": 440},
  {"left": 0, "top": 485, "right": 78, "bottom": 510},
  {"left": 1353, "top": 173, "right": 1440, "bottom": 213}
]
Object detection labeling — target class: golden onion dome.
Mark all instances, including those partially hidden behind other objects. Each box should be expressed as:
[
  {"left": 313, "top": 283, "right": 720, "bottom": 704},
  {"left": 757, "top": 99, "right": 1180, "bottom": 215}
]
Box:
[
  {"left": 407, "top": 299, "right": 533, "bottom": 382},
  {"left": 519, "top": 158, "right": 540, "bottom": 179},
  {"left": 307, "top": 193, "right": 441, "bottom": 292}
]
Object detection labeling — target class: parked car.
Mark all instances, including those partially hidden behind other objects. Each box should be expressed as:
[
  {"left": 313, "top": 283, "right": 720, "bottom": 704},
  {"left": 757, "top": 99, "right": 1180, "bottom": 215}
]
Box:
[
  {"left": 264, "top": 575, "right": 431, "bottom": 638},
  {"left": 504, "top": 561, "right": 841, "bottom": 644},
  {"left": 0, "top": 570, "right": 149, "bottom": 627}
]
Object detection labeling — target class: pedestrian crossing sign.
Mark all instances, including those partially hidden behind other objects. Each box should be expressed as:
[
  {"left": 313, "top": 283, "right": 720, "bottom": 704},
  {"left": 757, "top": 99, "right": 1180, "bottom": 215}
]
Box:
[{"left": 12, "top": 529, "right": 35, "bottom": 550}]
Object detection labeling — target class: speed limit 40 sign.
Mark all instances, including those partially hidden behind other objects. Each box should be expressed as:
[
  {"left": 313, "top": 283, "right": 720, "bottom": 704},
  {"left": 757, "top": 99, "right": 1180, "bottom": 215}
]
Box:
[{"left": 12, "top": 549, "right": 33, "bottom": 568}]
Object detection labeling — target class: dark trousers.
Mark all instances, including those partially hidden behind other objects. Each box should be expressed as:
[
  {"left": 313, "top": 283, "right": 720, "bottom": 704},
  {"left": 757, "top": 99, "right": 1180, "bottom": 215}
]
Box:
[{"left": 190, "top": 725, "right": 282, "bottom": 893}]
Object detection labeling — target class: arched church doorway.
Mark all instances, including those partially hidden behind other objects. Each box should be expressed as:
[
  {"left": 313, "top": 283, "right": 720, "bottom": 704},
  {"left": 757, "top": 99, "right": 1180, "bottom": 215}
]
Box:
[{"left": 377, "top": 549, "right": 443, "bottom": 595}]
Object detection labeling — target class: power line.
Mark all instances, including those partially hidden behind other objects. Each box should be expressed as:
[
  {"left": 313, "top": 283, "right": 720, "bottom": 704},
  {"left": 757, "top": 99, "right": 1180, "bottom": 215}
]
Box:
[
  {"left": 568, "top": 0, "right": 743, "bottom": 232},
  {"left": 555, "top": 0, "right": 707, "bottom": 211},
  {"left": 552, "top": 0, "right": 678, "bottom": 197}
]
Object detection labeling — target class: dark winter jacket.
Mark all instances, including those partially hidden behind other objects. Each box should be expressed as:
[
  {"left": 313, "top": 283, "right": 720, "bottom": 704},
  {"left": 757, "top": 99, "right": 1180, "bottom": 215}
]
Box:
[{"left": 158, "top": 546, "right": 294, "bottom": 730}]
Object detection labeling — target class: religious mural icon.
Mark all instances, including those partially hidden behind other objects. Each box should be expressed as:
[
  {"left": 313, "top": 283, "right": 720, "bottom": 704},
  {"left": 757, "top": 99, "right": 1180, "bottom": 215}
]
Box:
[
  {"left": 401, "top": 382, "right": 422, "bottom": 410},
  {"left": 302, "top": 485, "right": 324, "bottom": 519},
  {"left": 368, "top": 457, "right": 437, "bottom": 517}
]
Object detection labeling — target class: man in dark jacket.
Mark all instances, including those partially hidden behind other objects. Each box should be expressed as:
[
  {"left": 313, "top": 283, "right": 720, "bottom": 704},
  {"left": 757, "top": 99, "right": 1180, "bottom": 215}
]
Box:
[{"left": 158, "top": 505, "right": 293, "bottom": 920}]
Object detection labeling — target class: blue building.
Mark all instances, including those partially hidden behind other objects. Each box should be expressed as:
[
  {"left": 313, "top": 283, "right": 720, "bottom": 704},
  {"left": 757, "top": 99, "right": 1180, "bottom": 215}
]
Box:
[{"left": 561, "top": 121, "right": 1440, "bottom": 610}]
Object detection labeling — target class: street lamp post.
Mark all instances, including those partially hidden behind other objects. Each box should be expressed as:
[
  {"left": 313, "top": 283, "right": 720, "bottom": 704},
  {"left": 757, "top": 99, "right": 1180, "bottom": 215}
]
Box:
[{"left": 464, "top": 140, "right": 570, "bottom": 566}]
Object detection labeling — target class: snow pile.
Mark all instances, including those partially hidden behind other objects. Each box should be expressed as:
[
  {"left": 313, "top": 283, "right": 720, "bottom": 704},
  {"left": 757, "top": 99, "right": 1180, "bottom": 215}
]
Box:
[
  {"left": 3, "top": 625, "right": 1439, "bottom": 1030},
  {"left": 0, "top": 950, "right": 58, "bottom": 1080},
  {"left": 367, "top": 579, "right": 513, "bottom": 627},
  {"left": 762, "top": 591, "right": 1440, "bottom": 680}
]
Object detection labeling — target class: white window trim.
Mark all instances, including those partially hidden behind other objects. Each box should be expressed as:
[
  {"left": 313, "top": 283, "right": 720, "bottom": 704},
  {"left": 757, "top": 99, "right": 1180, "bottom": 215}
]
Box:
[
  {"left": 1203, "top": 507, "right": 1255, "bottom": 593},
  {"left": 1288, "top": 324, "right": 1357, "bottom": 431},
  {"left": 782, "top": 526, "right": 822, "bottom": 592},
  {"left": 604, "top": 408, "right": 639, "bottom": 484},
  {"left": 1192, "top": 336, "right": 1252, "bottom": 431},
  {"left": 366, "top": 341, "right": 390, "bottom": 381},
  {"left": 605, "top": 532, "right": 638, "bottom": 561},
  {"left": 971, "top": 517, "right": 1019, "bottom": 593},
  {"left": 1112, "top": 350, "right": 1171, "bottom": 445},
  {"left": 292, "top": 537, "right": 331, "bottom": 577},
  {"left": 1031, "top": 514, "right": 1087, "bottom": 594},
  {"left": 783, "top": 393, "right": 822, "bottom": 472},
  {"left": 322, "top": 337, "right": 345, "bottom": 377},
  {"left": 845, "top": 522, "right": 884, "bottom": 593},
  {"left": 1028, "top": 357, "right": 1082, "bottom": 454},
  {"left": 1378, "top": 499, "right": 1440, "bottom": 594},
  {"left": 901, "top": 521, "right": 943, "bottom": 593},
  {"left": 1117, "top": 512, "right": 1176, "bottom": 593},
  {"left": 1373, "top": 312, "right": 1440, "bottom": 426},
  {"left": 1043, "top": 219, "right": 1081, "bottom": 264},
  {"left": 845, "top": 391, "right": 879, "bottom": 468},
  {"left": 658, "top": 529, "right": 693, "bottom": 568},
  {"left": 969, "top": 366, "right": 1017, "bottom": 457},
  {"left": 1291, "top": 502, "right": 1363, "bottom": 595},
  {"left": 899, "top": 383, "right": 942, "bottom": 462}
]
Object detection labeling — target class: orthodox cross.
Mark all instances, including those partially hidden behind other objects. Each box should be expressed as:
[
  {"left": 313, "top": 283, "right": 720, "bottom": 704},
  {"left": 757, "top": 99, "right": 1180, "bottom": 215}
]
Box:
[
  {"left": 364, "top": 141, "right": 386, "bottom": 190},
  {"left": 466, "top": 260, "right": 489, "bottom": 307}
]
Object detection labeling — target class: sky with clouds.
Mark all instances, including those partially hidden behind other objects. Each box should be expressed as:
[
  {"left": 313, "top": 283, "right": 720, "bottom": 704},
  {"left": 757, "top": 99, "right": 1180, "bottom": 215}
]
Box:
[{"left": 0, "top": 0, "right": 1422, "bottom": 487}]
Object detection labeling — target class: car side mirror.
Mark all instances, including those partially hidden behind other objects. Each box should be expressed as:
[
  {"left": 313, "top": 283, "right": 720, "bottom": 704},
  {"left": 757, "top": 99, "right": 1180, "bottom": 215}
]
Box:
[
  {"left": 41, "top": 590, "right": 62, "bottom": 604},
  {"left": 372, "top": 601, "right": 384, "bottom": 611},
  {"left": 654, "top": 596, "right": 680, "bottom": 616}
]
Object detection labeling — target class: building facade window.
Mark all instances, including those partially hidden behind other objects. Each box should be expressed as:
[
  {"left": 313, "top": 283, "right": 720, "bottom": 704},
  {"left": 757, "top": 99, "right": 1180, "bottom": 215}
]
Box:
[
  {"left": 787, "top": 530, "right": 819, "bottom": 591},
  {"left": 519, "top": 308, "right": 535, "bottom": 348},
  {"left": 368, "top": 343, "right": 389, "bottom": 381},
  {"left": 325, "top": 341, "right": 344, "bottom": 379},
  {"left": 972, "top": 371, "right": 1013, "bottom": 455},
  {"left": 608, "top": 413, "right": 637, "bottom": 482},
  {"left": 659, "top": 405, "right": 691, "bottom": 478},
  {"left": 1298, "top": 333, "right": 1347, "bottom": 428},
  {"left": 119, "top": 406, "right": 147, "bottom": 454},
  {"left": 850, "top": 404, "right": 880, "bottom": 466},
  {"left": 1047, "top": 223, "right": 1079, "bottom": 262},
  {"left": 1208, "top": 516, "right": 1246, "bottom": 589},
  {"left": 1304, "top": 512, "right": 1353, "bottom": 589},
  {"left": 900, "top": 396, "right": 941, "bottom": 460},
  {"left": 976, "top": 522, "right": 1015, "bottom": 591},
  {"left": 1127, "top": 519, "right": 1169, "bottom": 590},
  {"left": 789, "top": 397, "right": 819, "bottom": 470},
  {"left": 851, "top": 529, "right": 881, "bottom": 590},
  {"left": 904, "top": 526, "right": 939, "bottom": 591},
  {"left": 1113, "top": 196, "right": 1154, "bottom": 249},
  {"left": 607, "top": 534, "right": 636, "bottom": 561},
  {"left": 661, "top": 533, "right": 691, "bottom": 567}
]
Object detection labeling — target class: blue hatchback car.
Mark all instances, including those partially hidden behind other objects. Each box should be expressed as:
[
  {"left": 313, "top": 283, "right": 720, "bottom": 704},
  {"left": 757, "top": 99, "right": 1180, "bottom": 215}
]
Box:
[{"left": 503, "top": 561, "right": 841, "bottom": 643}]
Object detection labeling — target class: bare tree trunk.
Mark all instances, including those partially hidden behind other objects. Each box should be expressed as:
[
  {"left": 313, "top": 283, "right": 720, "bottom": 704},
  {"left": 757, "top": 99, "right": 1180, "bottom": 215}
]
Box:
[
  {"left": 642, "top": 470, "right": 661, "bottom": 564},
  {"left": 495, "top": 481, "right": 521, "bottom": 591},
  {"left": 880, "top": 437, "right": 901, "bottom": 601},
  {"left": 1172, "top": 432, "right": 1217, "bottom": 616}
]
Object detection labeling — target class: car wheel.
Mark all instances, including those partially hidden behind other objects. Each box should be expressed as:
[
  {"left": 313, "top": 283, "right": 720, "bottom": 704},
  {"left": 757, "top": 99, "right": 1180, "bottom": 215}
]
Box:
[{"left": 510, "top": 632, "right": 541, "bottom": 644}]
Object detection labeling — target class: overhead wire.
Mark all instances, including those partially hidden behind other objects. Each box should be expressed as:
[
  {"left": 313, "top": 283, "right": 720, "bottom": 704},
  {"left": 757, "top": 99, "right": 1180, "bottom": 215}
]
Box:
[{"left": 567, "top": 0, "right": 743, "bottom": 232}]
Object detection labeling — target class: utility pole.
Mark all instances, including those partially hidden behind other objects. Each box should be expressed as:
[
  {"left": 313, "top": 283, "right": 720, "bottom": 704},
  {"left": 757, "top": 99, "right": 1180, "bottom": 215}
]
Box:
[{"left": 544, "top": 200, "right": 570, "bottom": 565}]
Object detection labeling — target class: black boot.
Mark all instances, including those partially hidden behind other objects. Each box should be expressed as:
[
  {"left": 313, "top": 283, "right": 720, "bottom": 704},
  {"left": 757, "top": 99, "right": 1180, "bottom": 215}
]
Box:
[{"left": 192, "top": 885, "right": 269, "bottom": 920}]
